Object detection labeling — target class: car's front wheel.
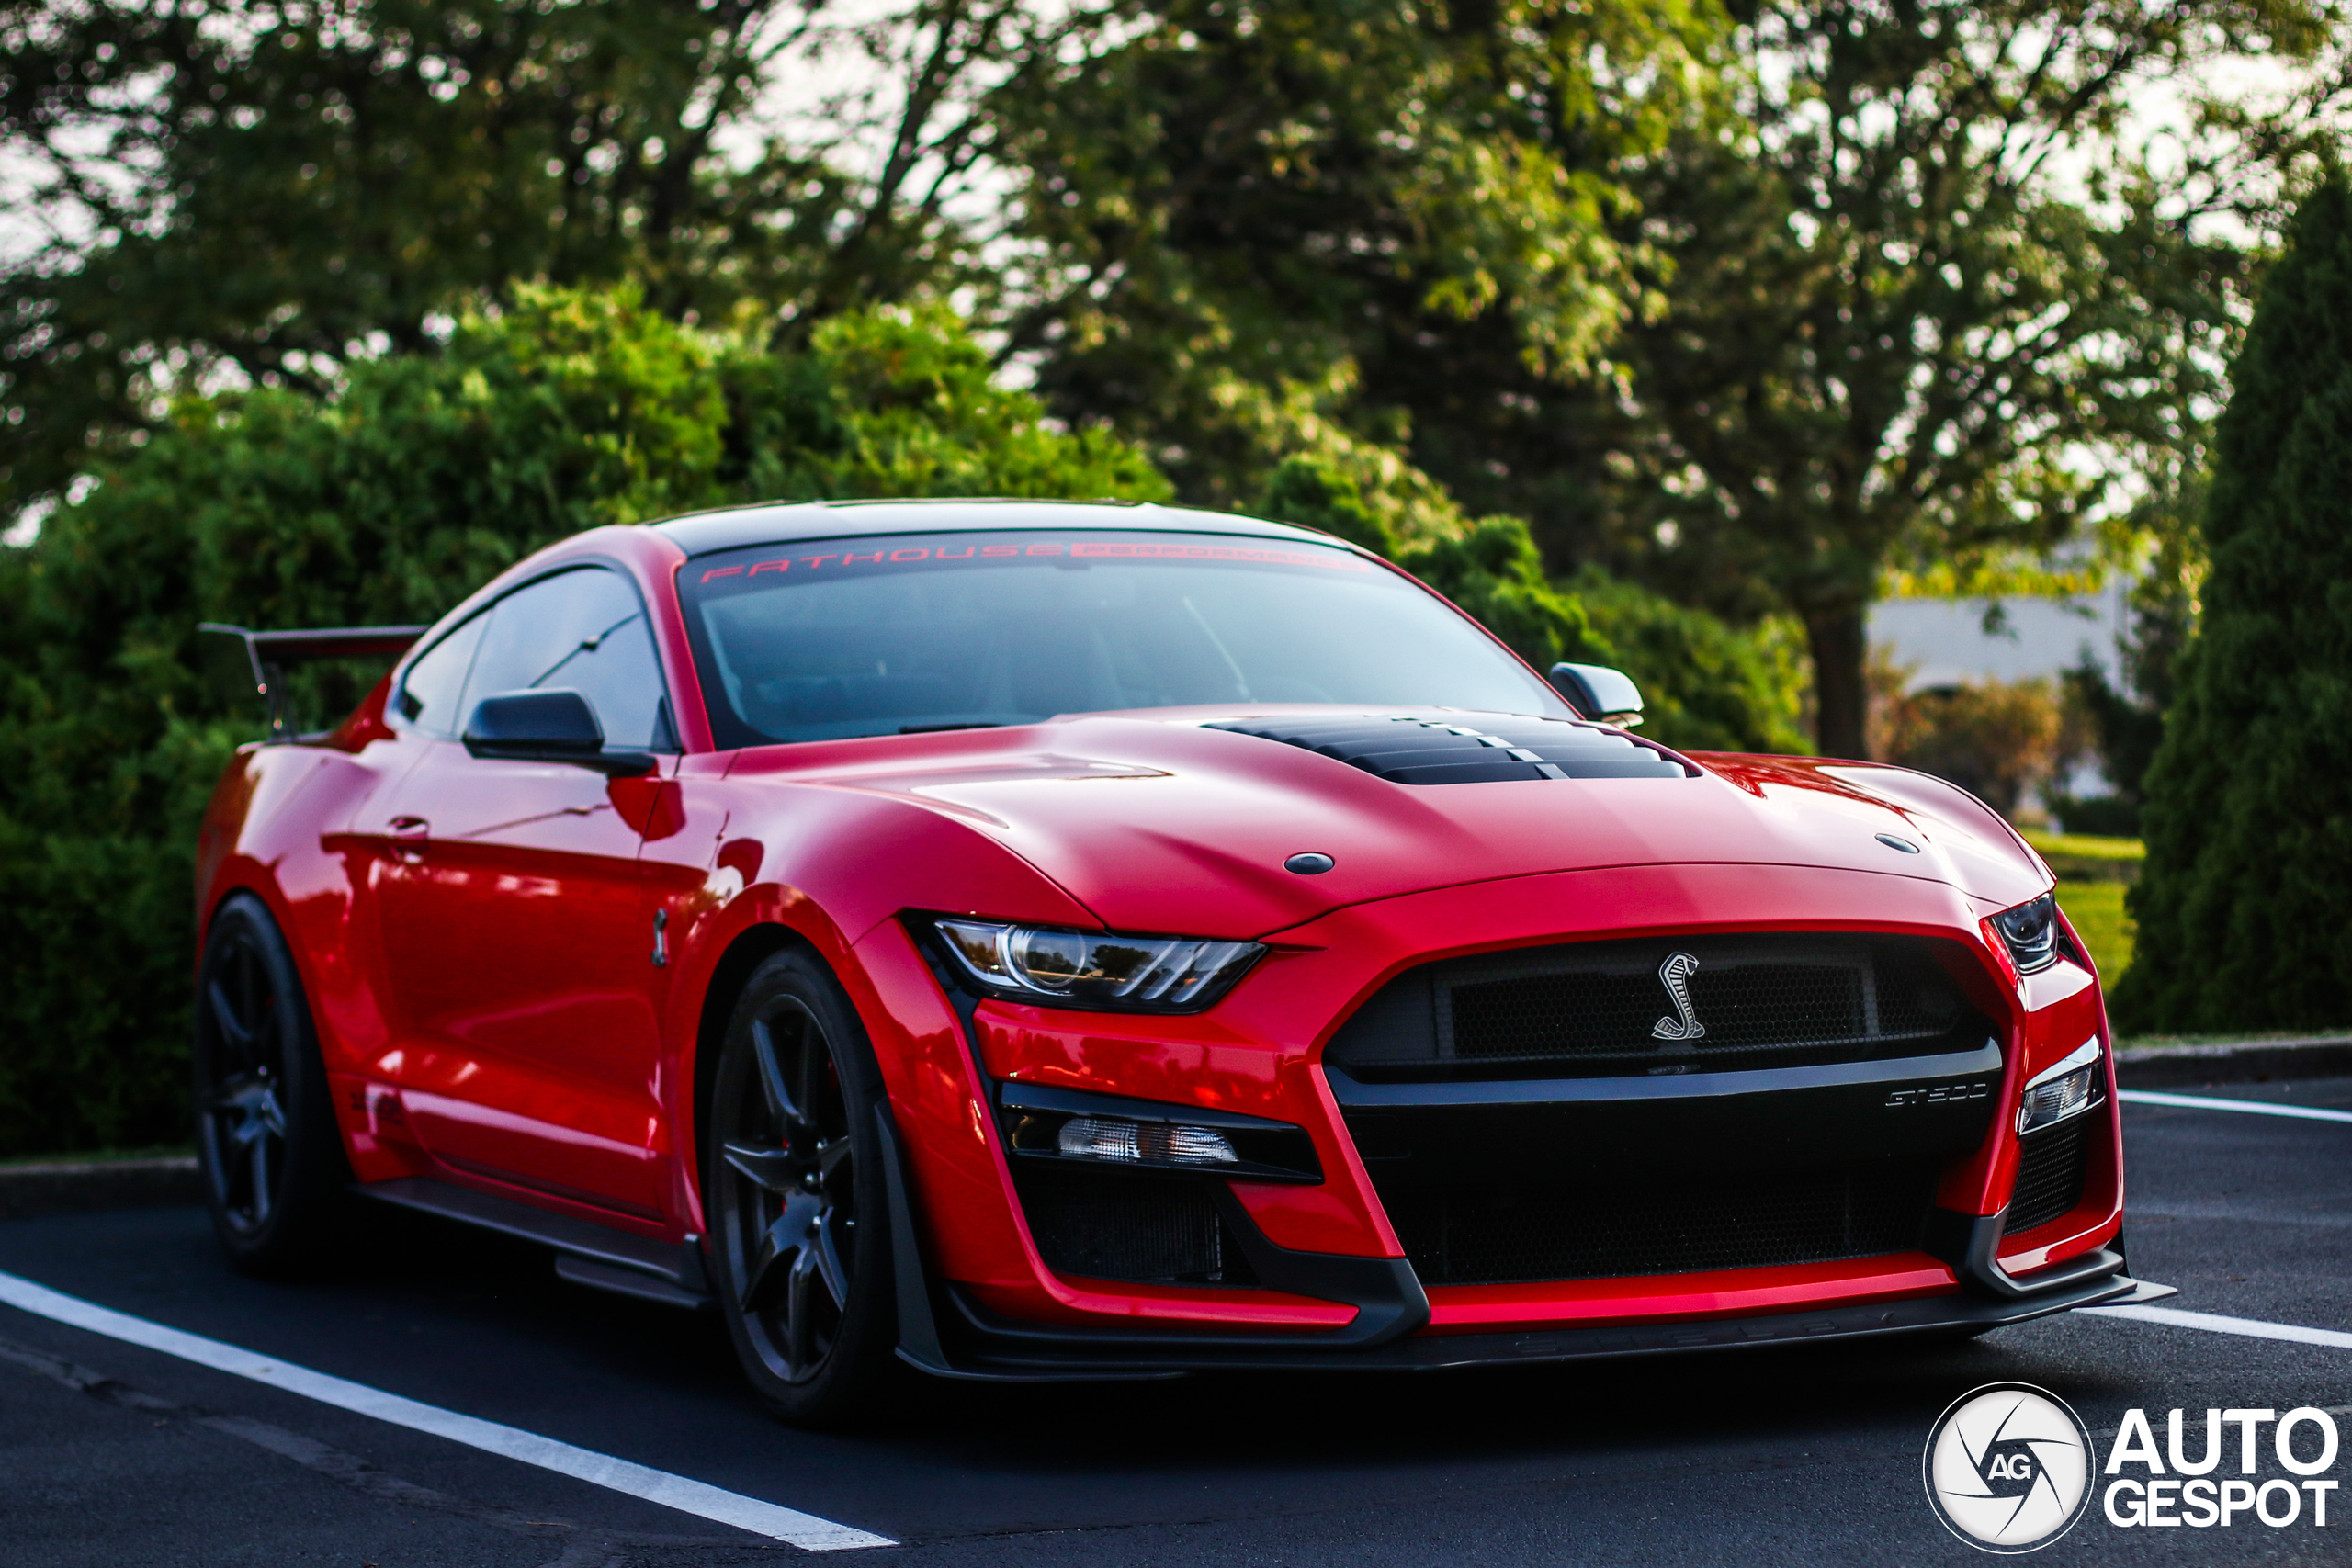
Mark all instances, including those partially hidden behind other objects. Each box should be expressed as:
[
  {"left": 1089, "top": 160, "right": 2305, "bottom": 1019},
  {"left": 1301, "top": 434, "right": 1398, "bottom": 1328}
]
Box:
[
  {"left": 707, "top": 948, "right": 906, "bottom": 1427},
  {"left": 193, "top": 892, "right": 350, "bottom": 1273}
]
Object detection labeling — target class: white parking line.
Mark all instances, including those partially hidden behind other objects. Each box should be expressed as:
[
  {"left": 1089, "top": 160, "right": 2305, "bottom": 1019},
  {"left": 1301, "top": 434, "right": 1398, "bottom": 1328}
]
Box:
[
  {"left": 2118, "top": 1089, "right": 2352, "bottom": 1124},
  {"left": 0, "top": 1269, "right": 892, "bottom": 1551},
  {"left": 2083, "top": 1303, "right": 2352, "bottom": 1350}
]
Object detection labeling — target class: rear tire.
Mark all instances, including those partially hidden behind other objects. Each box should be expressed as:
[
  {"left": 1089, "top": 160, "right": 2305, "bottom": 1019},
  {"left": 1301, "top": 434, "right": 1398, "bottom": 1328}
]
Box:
[
  {"left": 192, "top": 893, "right": 350, "bottom": 1273},
  {"left": 707, "top": 948, "right": 907, "bottom": 1428}
]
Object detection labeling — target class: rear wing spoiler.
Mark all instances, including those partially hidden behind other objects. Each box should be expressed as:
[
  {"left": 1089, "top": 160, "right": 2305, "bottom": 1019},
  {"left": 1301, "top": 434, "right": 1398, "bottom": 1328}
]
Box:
[{"left": 197, "top": 622, "right": 428, "bottom": 740}]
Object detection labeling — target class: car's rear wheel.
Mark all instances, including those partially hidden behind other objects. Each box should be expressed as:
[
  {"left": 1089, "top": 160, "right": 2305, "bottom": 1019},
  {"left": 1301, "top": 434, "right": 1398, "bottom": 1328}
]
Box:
[
  {"left": 707, "top": 948, "right": 906, "bottom": 1427},
  {"left": 193, "top": 892, "right": 350, "bottom": 1273}
]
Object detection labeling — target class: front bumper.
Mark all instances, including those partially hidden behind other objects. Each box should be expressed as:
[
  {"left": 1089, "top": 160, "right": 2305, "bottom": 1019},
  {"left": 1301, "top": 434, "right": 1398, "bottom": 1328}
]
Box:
[
  {"left": 869, "top": 862, "right": 2142, "bottom": 1374},
  {"left": 876, "top": 1100, "right": 2168, "bottom": 1380}
]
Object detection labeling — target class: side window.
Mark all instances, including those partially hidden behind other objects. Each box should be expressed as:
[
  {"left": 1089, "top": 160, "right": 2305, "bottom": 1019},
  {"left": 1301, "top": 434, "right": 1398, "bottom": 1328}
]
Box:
[
  {"left": 394, "top": 614, "right": 490, "bottom": 738},
  {"left": 462, "top": 567, "right": 674, "bottom": 750}
]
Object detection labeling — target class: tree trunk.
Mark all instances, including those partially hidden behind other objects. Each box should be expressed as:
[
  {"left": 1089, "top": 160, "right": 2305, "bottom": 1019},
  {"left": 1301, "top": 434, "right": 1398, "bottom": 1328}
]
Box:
[{"left": 1804, "top": 604, "right": 1871, "bottom": 759}]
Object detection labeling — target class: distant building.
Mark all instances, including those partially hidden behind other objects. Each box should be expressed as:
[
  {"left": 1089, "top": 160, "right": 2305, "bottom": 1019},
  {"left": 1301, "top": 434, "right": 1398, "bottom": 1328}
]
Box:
[
  {"left": 1869, "top": 585, "right": 2135, "bottom": 807},
  {"left": 1868, "top": 585, "right": 2129, "bottom": 693}
]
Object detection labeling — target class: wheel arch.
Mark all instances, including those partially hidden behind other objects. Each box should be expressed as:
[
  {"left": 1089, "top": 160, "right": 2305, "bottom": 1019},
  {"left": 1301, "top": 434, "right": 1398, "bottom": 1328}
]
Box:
[{"left": 689, "top": 921, "right": 822, "bottom": 1211}]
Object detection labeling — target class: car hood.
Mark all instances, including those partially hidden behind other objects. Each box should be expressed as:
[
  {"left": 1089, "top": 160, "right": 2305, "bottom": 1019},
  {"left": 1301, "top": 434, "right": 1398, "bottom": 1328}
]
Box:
[{"left": 730, "top": 708, "right": 2052, "bottom": 941}]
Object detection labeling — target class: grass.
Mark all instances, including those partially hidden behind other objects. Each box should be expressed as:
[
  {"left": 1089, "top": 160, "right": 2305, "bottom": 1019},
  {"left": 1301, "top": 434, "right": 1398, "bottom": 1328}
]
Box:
[
  {"left": 2021, "top": 830, "right": 2145, "bottom": 863},
  {"left": 0, "top": 1144, "right": 193, "bottom": 1169},
  {"left": 2023, "top": 830, "right": 2144, "bottom": 884},
  {"left": 2056, "top": 880, "right": 2134, "bottom": 979}
]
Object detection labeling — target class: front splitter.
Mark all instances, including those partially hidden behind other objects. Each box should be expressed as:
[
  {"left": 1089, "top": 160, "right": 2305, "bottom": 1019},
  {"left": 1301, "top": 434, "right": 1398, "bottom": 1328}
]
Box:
[{"left": 922, "top": 1269, "right": 2174, "bottom": 1380}]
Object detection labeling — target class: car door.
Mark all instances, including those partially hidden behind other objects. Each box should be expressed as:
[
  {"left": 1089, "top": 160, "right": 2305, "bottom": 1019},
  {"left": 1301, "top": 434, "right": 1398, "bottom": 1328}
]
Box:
[{"left": 366, "top": 564, "right": 678, "bottom": 1216}]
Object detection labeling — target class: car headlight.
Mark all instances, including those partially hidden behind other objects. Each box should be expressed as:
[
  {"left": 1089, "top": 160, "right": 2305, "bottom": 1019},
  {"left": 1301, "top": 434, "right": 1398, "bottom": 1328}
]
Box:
[
  {"left": 2018, "top": 1038, "right": 2103, "bottom": 1134},
  {"left": 1987, "top": 891, "right": 2061, "bottom": 975},
  {"left": 929, "top": 918, "right": 1265, "bottom": 1012}
]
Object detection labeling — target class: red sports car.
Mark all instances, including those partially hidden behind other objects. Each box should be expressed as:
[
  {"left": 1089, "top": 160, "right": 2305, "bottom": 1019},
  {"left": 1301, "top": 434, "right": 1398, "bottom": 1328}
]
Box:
[{"left": 192, "top": 500, "right": 2168, "bottom": 1425}]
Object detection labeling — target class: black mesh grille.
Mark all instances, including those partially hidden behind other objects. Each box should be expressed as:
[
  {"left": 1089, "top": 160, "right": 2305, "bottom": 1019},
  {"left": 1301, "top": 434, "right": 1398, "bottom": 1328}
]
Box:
[
  {"left": 1206, "top": 713, "right": 1690, "bottom": 784},
  {"left": 1012, "top": 1166, "right": 1254, "bottom": 1285},
  {"left": 2005, "top": 1115, "right": 2095, "bottom": 1235},
  {"left": 1385, "top": 1162, "right": 1940, "bottom": 1285},
  {"left": 1330, "top": 934, "right": 1980, "bottom": 1080}
]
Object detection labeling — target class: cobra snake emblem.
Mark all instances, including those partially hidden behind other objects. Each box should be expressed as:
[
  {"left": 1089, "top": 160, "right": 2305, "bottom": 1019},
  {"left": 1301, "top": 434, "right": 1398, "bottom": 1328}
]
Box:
[{"left": 1651, "top": 952, "right": 1705, "bottom": 1041}]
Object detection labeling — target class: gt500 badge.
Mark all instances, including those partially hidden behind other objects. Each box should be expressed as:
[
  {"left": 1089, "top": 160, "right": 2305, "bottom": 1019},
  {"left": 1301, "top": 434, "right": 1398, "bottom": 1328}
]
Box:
[{"left": 1885, "top": 1080, "right": 1990, "bottom": 1108}]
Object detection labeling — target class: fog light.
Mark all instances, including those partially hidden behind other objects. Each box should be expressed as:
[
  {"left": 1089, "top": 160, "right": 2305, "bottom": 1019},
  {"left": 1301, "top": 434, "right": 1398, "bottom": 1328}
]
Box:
[
  {"left": 1057, "top": 1115, "right": 1238, "bottom": 1167},
  {"left": 2018, "top": 1038, "right": 2103, "bottom": 1134}
]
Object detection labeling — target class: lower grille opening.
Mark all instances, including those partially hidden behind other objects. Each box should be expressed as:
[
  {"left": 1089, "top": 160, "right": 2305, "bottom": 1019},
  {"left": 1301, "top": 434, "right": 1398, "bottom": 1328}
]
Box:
[
  {"left": 1385, "top": 1161, "right": 1941, "bottom": 1286},
  {"left": 2005, "top": 1115, "right": 2095, "bottom": 1235},
  {"left": 1012, "top": 1165, "right": 1257, "bottom": 1286}
]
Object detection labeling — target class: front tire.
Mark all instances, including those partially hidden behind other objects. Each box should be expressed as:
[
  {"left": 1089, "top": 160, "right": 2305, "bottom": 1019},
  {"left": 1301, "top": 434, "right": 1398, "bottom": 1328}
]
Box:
[
  {"left": 192, "top": 892, "right": 350, "bottom": 1273},
  {"left": 707, "top": 948, "right": 905, "bottom": 1427}
]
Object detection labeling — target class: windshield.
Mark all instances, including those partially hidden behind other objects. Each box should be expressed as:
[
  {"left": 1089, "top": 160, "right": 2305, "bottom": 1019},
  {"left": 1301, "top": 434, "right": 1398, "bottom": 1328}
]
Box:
[{"left": 677, "top": 529, "right": 1571, "bottom": 747}]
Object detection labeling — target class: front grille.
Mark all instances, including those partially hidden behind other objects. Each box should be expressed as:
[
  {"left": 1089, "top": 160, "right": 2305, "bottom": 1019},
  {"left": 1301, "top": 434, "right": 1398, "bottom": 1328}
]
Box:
[
  {"left": 1329, "top": 934, "right": 1983, "bottom": 1080},
  {"left": 1011, "top": 1166, "right": 1255, "bottom": 1285},
  {"left": 2005, "top": 1115, "right": 2096, "bottom": 1235},
  {"left": 1385, "top": 1161, "right": 1940, "bottom": 1285}
]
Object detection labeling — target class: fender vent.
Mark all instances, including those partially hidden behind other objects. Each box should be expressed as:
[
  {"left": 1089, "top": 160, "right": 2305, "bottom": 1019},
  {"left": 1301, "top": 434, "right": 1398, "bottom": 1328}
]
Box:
[{"left": 1205, "top": 714, "right": 1690, "bottom": 784}]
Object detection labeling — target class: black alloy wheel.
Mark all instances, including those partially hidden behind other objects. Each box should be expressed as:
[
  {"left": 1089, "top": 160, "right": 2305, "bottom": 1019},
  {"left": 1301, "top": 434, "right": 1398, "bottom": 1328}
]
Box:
[
  {"left": 192, "top": 893, "right": 349, "bottom": 1271},
  {"left": 708, "top": 948, "right": 904, "bottom": 1427}
]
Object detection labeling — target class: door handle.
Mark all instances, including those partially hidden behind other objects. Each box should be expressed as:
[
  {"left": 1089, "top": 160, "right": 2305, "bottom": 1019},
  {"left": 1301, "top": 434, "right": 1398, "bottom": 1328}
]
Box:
[{"left": 389, "top": 815, "right": 429, "bottom": 861}]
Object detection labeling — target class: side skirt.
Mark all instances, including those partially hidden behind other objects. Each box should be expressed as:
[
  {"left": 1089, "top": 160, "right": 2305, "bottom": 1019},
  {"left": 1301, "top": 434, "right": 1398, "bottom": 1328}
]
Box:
[{"left": 356, "top": 1177, "right": 711, "bottom": 1311}]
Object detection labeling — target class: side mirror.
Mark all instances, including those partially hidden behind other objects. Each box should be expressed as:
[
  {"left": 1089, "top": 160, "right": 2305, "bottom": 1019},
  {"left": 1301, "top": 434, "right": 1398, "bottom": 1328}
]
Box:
[
  {"left": 463, "top": 690, "right": 653, "bottom": 776},
  {"left": 1548, "top": 662, "right": 1645, "bottom": 728}
]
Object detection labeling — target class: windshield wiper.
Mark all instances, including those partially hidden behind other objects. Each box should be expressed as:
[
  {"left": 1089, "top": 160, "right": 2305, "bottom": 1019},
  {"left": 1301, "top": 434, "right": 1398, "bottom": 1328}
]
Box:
[{"left": 899, "top": 721, "right": 1004, "bottom": 734}]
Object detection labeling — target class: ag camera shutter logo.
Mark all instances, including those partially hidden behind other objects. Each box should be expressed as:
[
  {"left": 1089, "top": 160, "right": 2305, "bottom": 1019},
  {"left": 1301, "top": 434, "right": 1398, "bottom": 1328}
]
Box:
[{"left": 1924, "top": 1382, "right": 2095, "bottom": 1552}]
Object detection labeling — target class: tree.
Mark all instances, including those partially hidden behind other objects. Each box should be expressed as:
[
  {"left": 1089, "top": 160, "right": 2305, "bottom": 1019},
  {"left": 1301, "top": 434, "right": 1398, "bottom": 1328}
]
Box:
[
  {"left": 2052, "top": 499, "right": 2204, "bottom": 835},
  {"left": 989, "top": 0, "right": 1722, "bottom": 506},
  {"left": 1512, "top": 0, "right": 2329, "bottom": 757},
  {"left": 2111, "top": 182, "right": 2352, "bottom": 1032},
  {"left": 0, "top": 288, "right": 1165, "bottom": 1155},
  {"left": 0, "top": 0, "right": 1055, "bottom": 511},
  {"left": 1254, "top": 451, "right": 1809, "bottom": 753},
  {"left": 990, "top": 0, "right": 2331, "bottom": 759}
]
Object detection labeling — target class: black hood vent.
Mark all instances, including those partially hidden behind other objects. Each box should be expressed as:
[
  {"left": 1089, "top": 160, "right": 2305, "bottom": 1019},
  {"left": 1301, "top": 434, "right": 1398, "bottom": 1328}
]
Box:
[{"left": 1205, "top": 714, "right": 1690, "bottom": 785}]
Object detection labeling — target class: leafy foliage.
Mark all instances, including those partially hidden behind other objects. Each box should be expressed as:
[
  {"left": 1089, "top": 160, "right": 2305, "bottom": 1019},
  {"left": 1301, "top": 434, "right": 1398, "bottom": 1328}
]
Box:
[
  {"left": 0, "top": 0, "right": 1058, "bottom": 508},
  {"left": 1874, "top": 678, "right": 2075, "bottom": 819},
  {"left": 2052, "top": 503, "right": 2207, "bottom": 835},
  {"left": 1567, "top": 570, "right": 1810, "bottom": 756},
  {"left": 1525, "top": 0, "right": 2326, "bottom": 758},
  {"left": 1254, "top": 451, "right": 1808, "bottom": 754},
  {"left": 2114, "top": 183, "right": 2352, "bottom": 1032},
  {"left": 991, "top": 0, "right": 1720, "bottom": 506},
  {"left": 0, "top": 290, "right": 1163, "bottom": 1155},
  {"left": 995, "top": 0, "right": 2330, "bottom": 760}
]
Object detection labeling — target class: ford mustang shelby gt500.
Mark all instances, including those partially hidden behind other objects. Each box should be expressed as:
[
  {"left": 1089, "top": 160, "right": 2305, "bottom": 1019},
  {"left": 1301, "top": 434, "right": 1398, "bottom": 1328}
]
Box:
[{"left": 192, "top": 500, "right": 2169, "bottom": 1425}]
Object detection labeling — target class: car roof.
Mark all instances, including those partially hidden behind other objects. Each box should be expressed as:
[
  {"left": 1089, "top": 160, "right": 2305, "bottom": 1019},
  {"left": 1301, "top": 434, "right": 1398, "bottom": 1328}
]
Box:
[{"left": 650, "top": 498, "right": 1351, "bottom": 557}]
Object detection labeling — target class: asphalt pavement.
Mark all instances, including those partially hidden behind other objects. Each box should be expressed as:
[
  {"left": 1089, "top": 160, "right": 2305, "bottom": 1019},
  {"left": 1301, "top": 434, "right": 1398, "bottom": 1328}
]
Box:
[{"left": 6, "top": 1079, "right": 2352, "bottom": 1567}]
